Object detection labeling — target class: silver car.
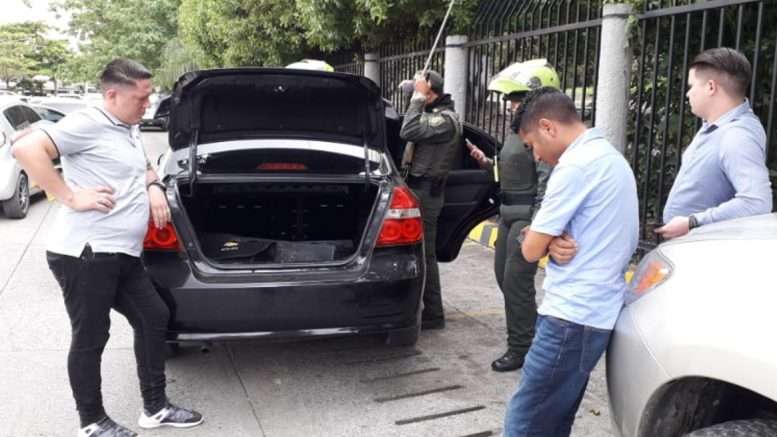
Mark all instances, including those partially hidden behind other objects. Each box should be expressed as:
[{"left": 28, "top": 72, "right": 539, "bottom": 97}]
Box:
[{"left": 608, "top": 213, "right": 777, "bottom": 437}]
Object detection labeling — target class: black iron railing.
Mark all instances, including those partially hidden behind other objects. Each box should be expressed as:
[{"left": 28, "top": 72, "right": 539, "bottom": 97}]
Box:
[{"left": 629, "top": 0, "right": 777, "bottom": 249}]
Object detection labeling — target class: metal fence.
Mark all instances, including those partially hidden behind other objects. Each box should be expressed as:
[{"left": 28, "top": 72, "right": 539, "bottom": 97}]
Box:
[
  {"left": 629, "top": 0, "right": 777, "bottom": 248},
  {"left": 377, "top": 36, "right": 447, "bottom": 112},
  {"left": 333, "top": 0, "right": 777, "bottom": 253},
  {"left": 465, "top": 0, "right": 603, "bottom": 145}
]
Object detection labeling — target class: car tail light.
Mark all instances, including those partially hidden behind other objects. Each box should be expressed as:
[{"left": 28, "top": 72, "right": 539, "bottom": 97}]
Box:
[
  {"left": 143, "top": 221, "right": 180, "bottom": 251},
  {"left": 376, "top": 186, "right": 423, "bottom": 247},
  {"left": 625, "top": 249, "right": 673, "bottom": 304}
]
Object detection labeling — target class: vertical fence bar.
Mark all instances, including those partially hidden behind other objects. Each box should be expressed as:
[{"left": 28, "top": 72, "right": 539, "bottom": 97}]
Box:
[
  {"left": 767, "top": 31, "right": 777, "bottom": 163},
  {"left": 749, "top": 2, "right": 763, "bottom": 102},
  {"left": 675, "top": 12, "right": 692, "bottom": 173},
  {"left": 717, "top": 7, "right": 725, "bottom": 47},
  {"left": 735, "top": 4, "right": 744, "bottom": 51},
  {"left": 641, "top": 17, "right": 662, "bottom": 242},
  {"left": 656, "top": 15, "right": 676, "bottom": 220}
]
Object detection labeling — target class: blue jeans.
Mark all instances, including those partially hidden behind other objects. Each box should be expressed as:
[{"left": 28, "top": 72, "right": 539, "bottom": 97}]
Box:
[{"left": 503, "top": 315, "right": 612, "bottom": 437}]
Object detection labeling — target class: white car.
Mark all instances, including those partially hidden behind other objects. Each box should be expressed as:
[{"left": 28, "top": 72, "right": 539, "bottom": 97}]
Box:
[
  {"left": 608, "top": 213, "right": 777, "bottom": 436},
  {"left": 0, "top": 97, "right": 52, "bottom": 218}
]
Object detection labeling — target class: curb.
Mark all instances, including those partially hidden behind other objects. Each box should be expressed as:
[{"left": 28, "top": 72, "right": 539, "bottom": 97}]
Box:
[
  {"left": 466, "top": 220, "right": 634, "bottom": 281},
  {"left": 467, "top": 220, "right": 549, "bottom": 269}
]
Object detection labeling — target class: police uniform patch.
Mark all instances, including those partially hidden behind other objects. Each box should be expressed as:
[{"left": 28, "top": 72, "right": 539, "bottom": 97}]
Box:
[{"left": 429, "top": 114, "right": 446, "bottom": 127}]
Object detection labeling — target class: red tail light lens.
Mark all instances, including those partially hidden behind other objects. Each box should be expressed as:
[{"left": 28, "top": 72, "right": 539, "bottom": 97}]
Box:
[
  {"left": 376, "top": 186, "right": 423, "bottom": 247},
  {"left": 143, "top": 221, "right": 180, "bottom": 251}
]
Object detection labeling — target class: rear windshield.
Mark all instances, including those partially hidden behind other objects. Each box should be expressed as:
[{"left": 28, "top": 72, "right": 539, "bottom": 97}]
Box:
[{"left": 199, "top": 144, "right": 383, "bottom": 175}]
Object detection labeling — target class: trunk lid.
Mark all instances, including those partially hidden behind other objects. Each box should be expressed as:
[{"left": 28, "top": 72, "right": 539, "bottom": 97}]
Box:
[{"left": 167, "top": 68, "right": 385, "bottom": 151}]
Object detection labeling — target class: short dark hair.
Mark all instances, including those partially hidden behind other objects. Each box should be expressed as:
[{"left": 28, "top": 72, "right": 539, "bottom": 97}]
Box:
[
  {"left": 99, "top": 58, "right": 152, "bottom": 89},
  {"left": 689, "top": 47, "right": 751, "bottom": 97},
  {"left": 514, "top": 87, "right": 580, "bottom": 132}
]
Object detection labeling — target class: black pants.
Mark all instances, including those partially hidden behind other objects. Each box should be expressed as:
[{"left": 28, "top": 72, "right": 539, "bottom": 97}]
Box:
[
  {"left": 408, "top": 179, "right": 445, "bottom": 320},
  {"left": 47, "top": 246, "right": 170, "bottom": 426},
  {"left": 494, "top": 218, "right": 538, "bottom": 357}
]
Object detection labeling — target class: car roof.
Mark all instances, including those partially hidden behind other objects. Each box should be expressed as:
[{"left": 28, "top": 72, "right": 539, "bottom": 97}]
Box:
[
  {"left": 0, "top": 96, "right": 31, "bottom": 110},
  {"left": 664, "top": 213, "right": 777, "bottom": 246}
]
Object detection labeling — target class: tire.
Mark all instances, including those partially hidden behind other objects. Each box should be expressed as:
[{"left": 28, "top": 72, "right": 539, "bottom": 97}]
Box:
[
  {"left": 2, "top": 172, "right": 30, "bottom": 219},
  {"left": 385, "top": 325, "right": 420, "bottom": 347},
  {"left": 685, "top": 419, "right": 777, "bottom": 437}
]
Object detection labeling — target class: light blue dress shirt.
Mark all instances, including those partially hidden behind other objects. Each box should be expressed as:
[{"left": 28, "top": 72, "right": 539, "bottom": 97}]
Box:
[
  {"left": 530, "top": 128, "right": 639, "bottom": 330},
  {"left": 663, "top": 100, "right": 772, "bottom": 225}
]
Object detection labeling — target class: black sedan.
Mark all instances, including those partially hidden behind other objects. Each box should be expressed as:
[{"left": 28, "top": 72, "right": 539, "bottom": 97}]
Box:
[{"left": 143, "top": 68, "right": 499, "bottom": 348}]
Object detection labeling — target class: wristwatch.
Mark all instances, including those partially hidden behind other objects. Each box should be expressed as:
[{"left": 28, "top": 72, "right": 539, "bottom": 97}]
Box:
[{"left": 688, "top": 214, "right": 699, "bottom": 230}]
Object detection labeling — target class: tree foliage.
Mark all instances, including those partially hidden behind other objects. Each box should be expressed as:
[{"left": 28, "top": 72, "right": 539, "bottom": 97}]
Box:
[
  {"left": 52, "top": 0, "right": 181, "bottom": 83},
  {"left": 178, "top": 0, "right": 478, "bottom": 67},
  {"left": 0, "top": 22, "right": 71, "bottom": 88}
]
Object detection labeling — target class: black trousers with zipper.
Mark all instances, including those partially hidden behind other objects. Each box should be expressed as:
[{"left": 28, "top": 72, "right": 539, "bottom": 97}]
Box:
[{"left": 46, "top": 245, "right": 170, "bottom": 426}]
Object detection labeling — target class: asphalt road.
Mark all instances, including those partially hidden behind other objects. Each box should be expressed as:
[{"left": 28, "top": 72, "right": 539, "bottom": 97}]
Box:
[{"left": 0, "top": 131, "right": 614, "bottom": 437}]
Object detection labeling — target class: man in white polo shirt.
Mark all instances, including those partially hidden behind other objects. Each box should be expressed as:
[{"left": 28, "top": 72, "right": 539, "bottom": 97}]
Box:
[
  {"left": 502, "top": 87, "right": 639, "bottom": 436},
  {"left": 12, "top": 59, "right": 202, "bottom": 436}
]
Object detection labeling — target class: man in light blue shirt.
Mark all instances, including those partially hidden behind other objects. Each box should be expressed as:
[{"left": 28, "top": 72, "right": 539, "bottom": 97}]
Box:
[
  {"left": 502, "top": 88, "right": 638, "bottom": 437},
  {"left": 658, "top": 47, "right": 772, "bottom": 239}
]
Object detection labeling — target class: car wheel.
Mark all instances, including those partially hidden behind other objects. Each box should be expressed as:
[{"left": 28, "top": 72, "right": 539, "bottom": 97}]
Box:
[
  {"left": 385, "top": 324, "right": 420, "bottom": 347},
  {"left": 2, "top": 172, "right": 30, "bottom": 219},
  {"left": 685, "top": 419, "right": 777, "bottom": 436}
]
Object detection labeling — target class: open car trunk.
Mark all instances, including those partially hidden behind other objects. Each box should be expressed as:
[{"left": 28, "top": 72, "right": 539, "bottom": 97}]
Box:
[{"left": 181, "top": 181, "right": 379, "bottom": 265}]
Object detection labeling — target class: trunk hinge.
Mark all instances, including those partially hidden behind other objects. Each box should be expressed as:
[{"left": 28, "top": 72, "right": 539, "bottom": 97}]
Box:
[{"left": 186, "top": 129, "right": 199, "bottom": 198}]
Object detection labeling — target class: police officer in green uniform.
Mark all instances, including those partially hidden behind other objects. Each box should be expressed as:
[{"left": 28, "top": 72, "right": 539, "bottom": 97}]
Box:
[
  {"left": 400, "top": 70, "right": 462, "bottom": 330},
  {"left": 468, "top": 60, "right": 575, "bottom": 371}
]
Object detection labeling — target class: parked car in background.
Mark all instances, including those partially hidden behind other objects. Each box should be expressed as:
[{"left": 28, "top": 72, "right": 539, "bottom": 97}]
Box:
[
  {"left": 28, "top": 97, "right": 90, "bottom": 115},
  {"left": 141, "top": 95, "right": 171, "bottom": 131},
  {"left": 144, "top": 69, "right": 499, "bottom": 349},
  {"left": 608, "top": 213, "right": 777, "bottom": 437},
  {"left": 31, "top": 104, "right": 66, "bottom": 123},
  {"left": 0, "top": 97, "right": 53, "bottom": 218}
]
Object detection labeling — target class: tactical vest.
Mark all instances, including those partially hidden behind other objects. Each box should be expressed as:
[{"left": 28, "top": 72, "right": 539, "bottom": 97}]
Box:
[
  {"left": 410, "top": 108, "right": 463, "bottom": 178},
  {"left": 498, "top": 133, "right": 538, "bottom": 223}
]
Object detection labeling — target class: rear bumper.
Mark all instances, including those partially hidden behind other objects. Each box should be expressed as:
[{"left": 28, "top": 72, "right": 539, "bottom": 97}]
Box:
[{"left": 144, "top": 245, "right": 424, "bottom": 339}]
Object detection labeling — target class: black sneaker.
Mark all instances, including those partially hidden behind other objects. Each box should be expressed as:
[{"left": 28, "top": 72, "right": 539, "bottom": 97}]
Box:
[
  {"left": 138, "top": 402, "right": 204, "bottom": 429},
  {"left": 78, "top": 417, "right": 137, "bottom": 437}
]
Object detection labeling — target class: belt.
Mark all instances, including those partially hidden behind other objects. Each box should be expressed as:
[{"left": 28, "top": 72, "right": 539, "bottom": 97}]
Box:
[{"left": 499, "top": 191, "right": 535, "bottom": 206}]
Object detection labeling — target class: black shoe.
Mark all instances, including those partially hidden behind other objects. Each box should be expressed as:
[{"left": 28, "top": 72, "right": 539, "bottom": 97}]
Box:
[
  {"left": 491, "top": 351, "right": 524, "bottom": 372},
  {"left": 79, "top": 417, "right": 137, "bottom": 437},
  {"left": 421, "top": 317, "right": 446, "bottom": 330},
  {"left": 138, "top": 402, "right": 204, "bottom": 429}
]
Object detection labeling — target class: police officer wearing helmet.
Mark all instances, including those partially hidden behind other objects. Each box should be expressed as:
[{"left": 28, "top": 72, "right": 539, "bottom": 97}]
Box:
[
  {"left": 399, "top": 70, "right": 462, "bottom": 330},
  {"left": 468, "top": 60, "right": 577, "bottom": 371}
]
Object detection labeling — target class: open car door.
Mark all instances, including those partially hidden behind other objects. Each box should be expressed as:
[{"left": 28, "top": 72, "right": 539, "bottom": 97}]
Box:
[{"left": 386, "top": 116, "right": 500, "bottom": 262}]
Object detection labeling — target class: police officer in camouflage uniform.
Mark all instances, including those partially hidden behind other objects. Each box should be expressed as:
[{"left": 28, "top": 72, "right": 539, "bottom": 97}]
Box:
[
  {"left": 399, "top": 70, "right": 462, "bottom": 330},
  {"left": 469, "top": 60, "right": 575, "bottom": 371}
]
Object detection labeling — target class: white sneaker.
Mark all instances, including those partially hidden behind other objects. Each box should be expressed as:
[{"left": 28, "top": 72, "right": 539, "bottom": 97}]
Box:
[{"left": 137, "top": 402, "right": 204, "bottom": 429}]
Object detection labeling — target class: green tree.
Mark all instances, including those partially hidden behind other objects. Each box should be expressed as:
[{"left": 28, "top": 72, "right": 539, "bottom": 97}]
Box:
[
  {"left": 52, "top": 0, "right": 181, "bottom": 80},
  {"left": 177, "top": 0, "right": 478, "bottom": 68},
  {"left": 0, "top": 22, "right": 73, "bottom": 89}
]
